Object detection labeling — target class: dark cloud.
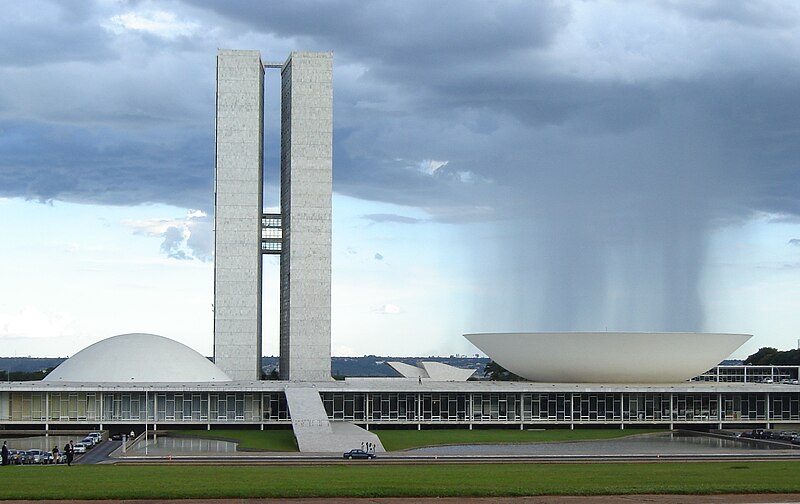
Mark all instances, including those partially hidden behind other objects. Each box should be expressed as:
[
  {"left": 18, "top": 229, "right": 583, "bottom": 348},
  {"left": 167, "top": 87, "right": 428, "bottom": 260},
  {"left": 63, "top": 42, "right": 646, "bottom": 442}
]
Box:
[
  {"left": 374, "top": 253, "right": 384, "bottom": 261},
  {"left": 662, "top": 0, "right": 799, "bottom": 28},
  {"left": 0, "top": 120, "right": 213, "bottom": 211},
  {"left": 790, "top": 239, "right": 800, "bottom": 247},
  {"left": 0, "top": 1, "right": 116, "bottom": 67},
  {"left": 2, "top": 0, "right": 800, "bottom": 332},
  {"left": 363, "top": 214, "right": 422, "bottom": 225},
  {"left": 160, "top": 226, "right": 189, "bottom": 260}
]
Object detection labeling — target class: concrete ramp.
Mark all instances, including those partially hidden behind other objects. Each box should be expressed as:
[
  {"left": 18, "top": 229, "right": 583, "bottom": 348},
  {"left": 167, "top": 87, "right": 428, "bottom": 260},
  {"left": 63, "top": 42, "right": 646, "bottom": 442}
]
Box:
[{"left": 284, "top": 385, "right": 384, "bottom": 453}]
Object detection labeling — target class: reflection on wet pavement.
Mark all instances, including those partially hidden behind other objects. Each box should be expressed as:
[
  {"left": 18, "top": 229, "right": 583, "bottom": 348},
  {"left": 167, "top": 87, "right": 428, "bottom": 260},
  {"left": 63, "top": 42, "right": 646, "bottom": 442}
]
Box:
[
  {"left": 407, "top": 432, "right": 797, "bottom": 455},
  {"left": 126, "top": 436, "right": 238, "bottom": 455}
]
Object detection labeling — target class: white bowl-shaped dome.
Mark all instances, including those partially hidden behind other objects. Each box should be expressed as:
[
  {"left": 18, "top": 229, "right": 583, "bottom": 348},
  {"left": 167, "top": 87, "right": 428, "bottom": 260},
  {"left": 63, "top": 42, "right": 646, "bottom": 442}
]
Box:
[
  {"left": 44, "top": 333, "right": 231, "bottom": 382},
  {"left": 464, "top": 332, "right": 751, "bottom": 383}
]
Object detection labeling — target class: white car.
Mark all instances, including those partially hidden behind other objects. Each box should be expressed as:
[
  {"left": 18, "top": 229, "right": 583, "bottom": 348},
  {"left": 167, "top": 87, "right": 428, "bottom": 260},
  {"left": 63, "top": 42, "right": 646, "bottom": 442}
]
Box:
[
  {"left": 25, "top": 449, "right": 43, "bottom": 464},
  {"left": 87, "top": 432, "right": 103, "bottom": 444},
  {"left": 73, "top": 443, "right": 87, "bottom": 454}
]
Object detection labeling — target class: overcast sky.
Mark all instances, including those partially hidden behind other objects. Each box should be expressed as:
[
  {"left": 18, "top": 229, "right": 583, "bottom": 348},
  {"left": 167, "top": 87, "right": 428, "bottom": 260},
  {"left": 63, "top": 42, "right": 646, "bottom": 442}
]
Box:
[{"left": 1, "top": 0, "right": 800, "bottom": 359}]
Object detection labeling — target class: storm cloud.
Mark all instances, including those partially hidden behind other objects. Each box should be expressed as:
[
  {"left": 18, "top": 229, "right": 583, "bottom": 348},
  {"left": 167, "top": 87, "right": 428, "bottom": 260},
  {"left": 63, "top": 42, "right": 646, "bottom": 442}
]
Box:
[{"left": 2, "top": 1, "right": 800, "bottom": 333}]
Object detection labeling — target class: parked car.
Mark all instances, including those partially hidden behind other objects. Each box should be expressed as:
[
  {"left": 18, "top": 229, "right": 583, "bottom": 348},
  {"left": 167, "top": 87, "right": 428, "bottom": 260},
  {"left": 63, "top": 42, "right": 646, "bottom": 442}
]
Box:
[
  {"left": 8, "top": 449, "right": 24, "bottom": 465},
  {"left": 343, "top": 449, "right": 376, "bottom": 460},
  {"left": 73, "top": 443, "right": 88, "bottom": 454},
  {"left": 81, "top": 436, "right": 96, "bottom": 448},
  {"left": 25, "top": 449, "right": 44, "bottom": 464},
  {"left": 87, "top": 432, "right": 103, "bottom": 444}
]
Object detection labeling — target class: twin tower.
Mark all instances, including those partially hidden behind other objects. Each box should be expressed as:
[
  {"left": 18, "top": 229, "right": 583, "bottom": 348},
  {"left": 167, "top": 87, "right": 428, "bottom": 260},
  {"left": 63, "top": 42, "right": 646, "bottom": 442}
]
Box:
[{"left": 213, "top": 50, "right": 332, "bottom": 381}]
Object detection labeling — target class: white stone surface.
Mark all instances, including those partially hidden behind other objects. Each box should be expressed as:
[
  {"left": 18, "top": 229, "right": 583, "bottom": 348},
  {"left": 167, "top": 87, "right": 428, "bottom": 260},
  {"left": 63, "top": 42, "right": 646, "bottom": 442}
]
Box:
[
  {"left": 214, "top": 49, "right": 264, "bottom": 381},
  {"left": 279, "top": 52, "right": 333, "bottom": 381},
  {"left": 284, "top": 384, "right": 383, "bottom": 452},
  {"left": 419, "top": 361, "right": 476, "bottom": 381},
  {"left": 465, "top": 332, "right": 752, "bottom": 383},
  {"left": 43, "top": 333, "right": 232, "bottom": 382},
  {"left": 388, "top": 361, "right": 475, "bottom": 381},
  {"left": 387, "top": 362, "right": 427, "bottom": 379}
]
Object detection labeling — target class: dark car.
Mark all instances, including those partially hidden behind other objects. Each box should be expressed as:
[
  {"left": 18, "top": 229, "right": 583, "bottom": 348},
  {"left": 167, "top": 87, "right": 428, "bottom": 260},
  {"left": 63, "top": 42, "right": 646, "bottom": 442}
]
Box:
[
  {"left": 343, "top": 449, "right": 376, "bottom": 460},
  {"left": 8, "top": 449, "right": 24, "bottom": 465}
]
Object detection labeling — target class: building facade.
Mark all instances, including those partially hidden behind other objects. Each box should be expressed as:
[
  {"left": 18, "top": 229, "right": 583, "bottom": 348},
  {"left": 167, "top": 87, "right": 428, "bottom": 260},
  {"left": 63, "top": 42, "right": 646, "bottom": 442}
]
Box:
[
  {"left": 213, "top": 50, "right": 333, "bottom": 382},
  {"left": 213, "top": 50, "right": 265, "bottom": 381},
  {"left": 279, "top": 53, "right": 333, "bottom": 382},
  {"left": 1, "top": 380, "right": 798, "bottom": 431}
]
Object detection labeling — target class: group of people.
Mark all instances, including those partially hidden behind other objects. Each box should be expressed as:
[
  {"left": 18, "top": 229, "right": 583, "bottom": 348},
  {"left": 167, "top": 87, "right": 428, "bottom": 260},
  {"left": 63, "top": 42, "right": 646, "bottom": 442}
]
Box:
[
  {"left": 0, "top": 439, "right": 75, "bottom": 466},
  {"left": 360, "top": 441, "right": 376, "bottom": 453}
]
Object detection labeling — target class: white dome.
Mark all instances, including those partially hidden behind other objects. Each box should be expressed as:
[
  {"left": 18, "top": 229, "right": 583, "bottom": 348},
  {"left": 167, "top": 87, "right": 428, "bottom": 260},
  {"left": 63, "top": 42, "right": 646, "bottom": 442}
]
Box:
[
  {"left": 44, "top": 333, "right": 232, "bottom": 382},
  {"left": 465, "top": 332, "right": 751, "bottom": 383}
]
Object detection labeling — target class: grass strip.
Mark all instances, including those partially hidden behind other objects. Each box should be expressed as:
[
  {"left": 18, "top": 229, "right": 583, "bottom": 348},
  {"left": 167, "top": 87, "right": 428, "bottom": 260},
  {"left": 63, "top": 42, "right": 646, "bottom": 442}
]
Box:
[
  {"left": 374, "top": 428, "right": 664, "bottom": 451},
  {"left": 2, "top": 462, "right": 800, "bottom": 499},
  {"left": 170, "top": 429, "right": 297, "bottom": 451}
]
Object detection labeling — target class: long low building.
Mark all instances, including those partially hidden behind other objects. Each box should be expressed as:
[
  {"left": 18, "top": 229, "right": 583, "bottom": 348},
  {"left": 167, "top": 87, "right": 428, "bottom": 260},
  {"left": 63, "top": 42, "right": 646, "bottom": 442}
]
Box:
[
  {"left": 1, "top": 379, "right": 799, "bottom": 431},
  {"left": 3, "top": 333, "right": 797, "bottom": 437}
]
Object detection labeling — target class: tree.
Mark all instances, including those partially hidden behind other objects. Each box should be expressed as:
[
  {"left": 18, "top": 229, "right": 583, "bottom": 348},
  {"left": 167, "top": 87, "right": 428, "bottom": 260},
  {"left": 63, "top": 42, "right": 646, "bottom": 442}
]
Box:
[
  {"left": 483, "top": 360, "right": 523, "bottom": 381},
  {"left": 742, "top": 347, "right": 800, "bottom": 366},
  {"left": 743, "top": 347, "right": 778, "bottom": 365}
]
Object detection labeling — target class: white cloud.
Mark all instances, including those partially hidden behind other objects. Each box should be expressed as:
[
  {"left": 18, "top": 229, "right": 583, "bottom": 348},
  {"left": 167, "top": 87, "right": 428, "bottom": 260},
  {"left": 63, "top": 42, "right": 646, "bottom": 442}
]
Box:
[
  {"left": 373, "top": 303, "right": 401, "bottom": 314},
  {"left": 0, "top": 305, "right": 78, "bottom": 339},
  {"left": 121, "top": 209, "right": 212, "bottom": 262},
  {"left": 333, "top": 344, "right": 357, "bottom": 357},
  {"left": 418, "top": 159, "right": 449, "bottom": 176},
  {"left": 104, "top": 10, "right": 200, "bottom": 39}
]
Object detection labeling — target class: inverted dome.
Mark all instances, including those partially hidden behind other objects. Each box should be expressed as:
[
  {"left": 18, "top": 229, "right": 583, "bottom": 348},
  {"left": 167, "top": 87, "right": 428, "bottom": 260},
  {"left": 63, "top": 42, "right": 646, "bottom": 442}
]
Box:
[
  {"left": 465, "top": 332, "right": 751, "bottom": 383},
  {"left": 44, "top": 333, "right": 232, "bottom": 382}
]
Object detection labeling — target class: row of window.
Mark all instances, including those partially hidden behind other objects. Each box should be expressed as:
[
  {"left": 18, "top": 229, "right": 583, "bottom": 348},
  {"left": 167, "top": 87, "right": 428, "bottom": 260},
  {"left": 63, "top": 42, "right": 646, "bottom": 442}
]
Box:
[
  {"left": 2, "top": 391, "right": 798, "bottom": 423},
  {"left": 321, "top": 392, "right": 782, "bottom": 422}
]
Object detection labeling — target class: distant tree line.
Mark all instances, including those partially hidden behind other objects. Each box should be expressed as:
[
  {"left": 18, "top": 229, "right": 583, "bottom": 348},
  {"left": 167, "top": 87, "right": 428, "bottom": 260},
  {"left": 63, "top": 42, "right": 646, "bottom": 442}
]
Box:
[
  {"left": 744, "top": 347, "right": 800, "bottom": 366},
  {"left": 0, "top": 368, "right": 55, "bottom": 381},
  {"left": 483, "top": 361, "right": 523, "bottom": 381}
]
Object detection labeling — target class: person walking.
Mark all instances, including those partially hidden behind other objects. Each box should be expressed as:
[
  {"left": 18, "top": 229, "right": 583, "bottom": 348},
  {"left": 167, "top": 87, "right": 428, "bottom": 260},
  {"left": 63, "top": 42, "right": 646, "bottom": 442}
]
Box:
[
  {"left": 64, "top": 440, "right": 74, "bottom": 466},
  {"left": 1, "top": 441, "right": 8, "bottom": 466},
  {"left": 52, "top": 445, "right": 60, "bottom": 464}
]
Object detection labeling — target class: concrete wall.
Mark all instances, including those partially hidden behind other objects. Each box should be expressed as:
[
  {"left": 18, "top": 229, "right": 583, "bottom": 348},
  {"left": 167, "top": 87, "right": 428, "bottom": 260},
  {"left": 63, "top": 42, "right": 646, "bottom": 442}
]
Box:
[
  {"left": 279, "top": 52, "right": 333, "bottom": 381},
  {"left": 213, "top": 49, "right": 264, "bottom": 381}
]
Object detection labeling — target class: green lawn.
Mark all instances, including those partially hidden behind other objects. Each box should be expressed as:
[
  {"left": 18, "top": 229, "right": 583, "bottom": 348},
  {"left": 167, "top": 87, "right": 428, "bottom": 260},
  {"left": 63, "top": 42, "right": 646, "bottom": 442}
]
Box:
[
  {"left": 170, "top": 429, "right": 297, "bottom": 451},
  {"left": 2, "top": 462, "right": 800, "bottom": 499},
  {"left": 373, "top": 428, "right": 663, "bottom": 451}
]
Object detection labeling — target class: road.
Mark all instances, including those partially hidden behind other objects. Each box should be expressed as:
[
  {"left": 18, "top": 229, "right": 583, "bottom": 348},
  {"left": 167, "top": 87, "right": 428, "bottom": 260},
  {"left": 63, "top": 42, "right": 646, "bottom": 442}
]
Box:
[
  {"left": 76, "top": 440, "right": 121, "bottom": 464},
  {"left": 110, "top": 451, "right": 800, "bottom": 465}
]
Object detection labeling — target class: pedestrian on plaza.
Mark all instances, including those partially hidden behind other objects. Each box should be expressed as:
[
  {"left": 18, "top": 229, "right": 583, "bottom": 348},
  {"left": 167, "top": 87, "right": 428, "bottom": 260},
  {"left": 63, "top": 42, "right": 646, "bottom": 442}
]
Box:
[
  {"left": 52, "top": 445, "right": 60, "bottom": 464},
  {"left": 64, "top": 440, "right": 74, "bottom": 466},
  {"left": 1, "top": 441, "right": 8, "bottom": 466}
]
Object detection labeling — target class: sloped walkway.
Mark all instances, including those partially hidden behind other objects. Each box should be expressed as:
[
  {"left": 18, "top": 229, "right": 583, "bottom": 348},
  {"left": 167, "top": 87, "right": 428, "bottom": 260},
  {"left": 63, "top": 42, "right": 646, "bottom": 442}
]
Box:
[{"left": 284, "top": 384, "right": 384, "bottom": 453}]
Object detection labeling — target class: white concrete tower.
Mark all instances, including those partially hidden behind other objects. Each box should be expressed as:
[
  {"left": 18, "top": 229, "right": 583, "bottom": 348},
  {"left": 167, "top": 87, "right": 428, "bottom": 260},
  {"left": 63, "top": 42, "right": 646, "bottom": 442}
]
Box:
[
  {"left": 279, "top": 52, "right": 333, "bottom": 381},
  {"left": 213, "top": 50, "right": 264, "bottom": 381}
]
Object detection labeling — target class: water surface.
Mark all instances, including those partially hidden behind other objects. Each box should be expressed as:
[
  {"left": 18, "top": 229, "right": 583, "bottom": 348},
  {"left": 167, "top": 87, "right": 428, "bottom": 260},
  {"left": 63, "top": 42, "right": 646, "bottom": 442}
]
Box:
[{"left": 407, "top": 432, "right": 795, "bottom": 456}]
